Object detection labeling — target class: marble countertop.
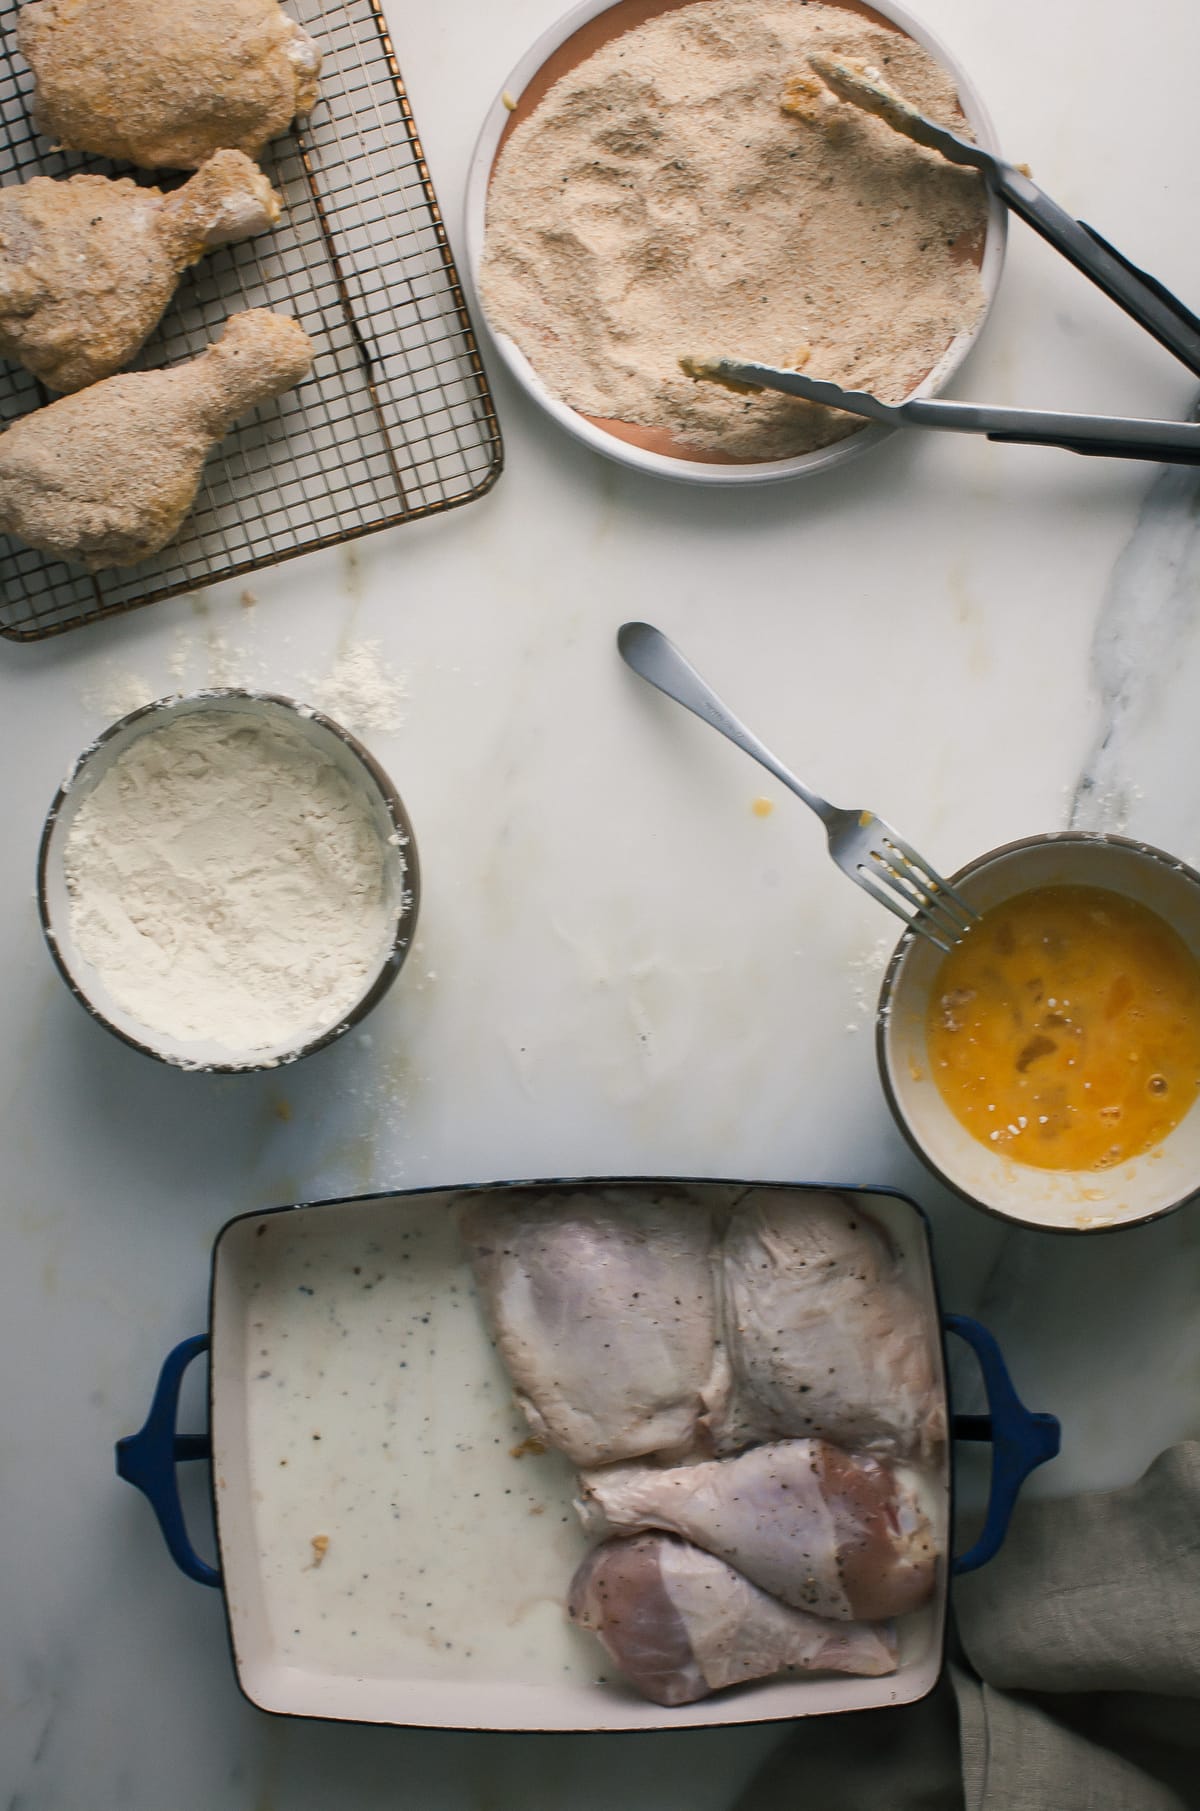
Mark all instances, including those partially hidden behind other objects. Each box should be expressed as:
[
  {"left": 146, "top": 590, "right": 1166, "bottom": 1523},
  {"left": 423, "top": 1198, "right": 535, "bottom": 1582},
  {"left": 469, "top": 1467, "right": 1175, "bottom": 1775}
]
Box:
[{"left": 4, "top": 0, "right": 1200, "bottom": 1805}]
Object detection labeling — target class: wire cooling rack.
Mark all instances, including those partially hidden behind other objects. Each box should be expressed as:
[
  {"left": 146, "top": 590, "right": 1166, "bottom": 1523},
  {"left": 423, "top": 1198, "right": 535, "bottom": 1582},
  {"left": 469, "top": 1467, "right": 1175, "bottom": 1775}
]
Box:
[{"left": 0, "top": 0, "right": 503, "bottom": 641}]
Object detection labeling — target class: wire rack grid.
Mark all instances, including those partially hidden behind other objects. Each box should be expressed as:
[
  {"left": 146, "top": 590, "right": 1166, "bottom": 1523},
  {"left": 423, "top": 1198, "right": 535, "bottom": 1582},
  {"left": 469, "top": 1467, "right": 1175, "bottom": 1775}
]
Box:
[{"left": 0, "top": 0, "right": 503, "bottom": 641}]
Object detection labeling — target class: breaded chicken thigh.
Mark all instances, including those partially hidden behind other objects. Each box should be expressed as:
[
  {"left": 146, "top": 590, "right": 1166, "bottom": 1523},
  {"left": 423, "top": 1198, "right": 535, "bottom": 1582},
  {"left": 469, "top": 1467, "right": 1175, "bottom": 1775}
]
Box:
[
  {"left": 18, "top": 0, "right": 321, "bottom": 170},
  {"left": 0, "top": 309, "right": 313, "bottom": 569},
  {"left": 0, "top": 153, "right": 282, "bottom": 392}
]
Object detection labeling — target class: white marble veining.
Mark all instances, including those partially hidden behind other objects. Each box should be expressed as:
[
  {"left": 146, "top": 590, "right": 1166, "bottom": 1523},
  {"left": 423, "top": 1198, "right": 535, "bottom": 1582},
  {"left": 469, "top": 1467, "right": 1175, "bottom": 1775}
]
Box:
[
  {"left": 1071, "top": 447, "right": 1200, "bottom": 848},
  {"left": 3, "top": 1, "right": 1200, "bottom": 1806}
]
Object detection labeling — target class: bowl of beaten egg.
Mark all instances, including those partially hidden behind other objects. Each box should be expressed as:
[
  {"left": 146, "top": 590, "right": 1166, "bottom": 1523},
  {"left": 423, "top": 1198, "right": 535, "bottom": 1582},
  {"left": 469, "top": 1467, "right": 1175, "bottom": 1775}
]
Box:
[{"left": 877, "top": 833, "right": 1200, "bottom": 1232}]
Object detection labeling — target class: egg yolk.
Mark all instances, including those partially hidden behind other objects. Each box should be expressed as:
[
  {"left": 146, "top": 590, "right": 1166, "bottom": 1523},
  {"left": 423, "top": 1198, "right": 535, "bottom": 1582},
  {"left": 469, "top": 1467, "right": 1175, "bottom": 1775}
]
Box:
[{"left": 926, "top": 884, "right": 1200, "bottom": 1170}]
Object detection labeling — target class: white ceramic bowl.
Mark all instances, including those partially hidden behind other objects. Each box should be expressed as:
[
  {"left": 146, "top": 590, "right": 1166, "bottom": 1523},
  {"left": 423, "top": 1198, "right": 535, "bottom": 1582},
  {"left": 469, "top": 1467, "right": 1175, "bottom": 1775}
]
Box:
[
  {"left": 877, "top": 833, "right": 1200, "bottom": 1232},
  {"left": 465, "top": 0, "right": 1007, "bottom": 486},
  {"left": 38, "top": 691, "right": 418, "bottom": 1073}
]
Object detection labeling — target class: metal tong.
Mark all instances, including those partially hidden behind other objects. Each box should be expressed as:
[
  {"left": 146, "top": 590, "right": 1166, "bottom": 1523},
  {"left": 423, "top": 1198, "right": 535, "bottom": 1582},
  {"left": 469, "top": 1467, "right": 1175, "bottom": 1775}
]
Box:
[
  {"left": 699, "top": 58, "right": 1200, "bottom": 465},
  {"left": 695, "top": 364, "right": 1200, "bottom": 466}
]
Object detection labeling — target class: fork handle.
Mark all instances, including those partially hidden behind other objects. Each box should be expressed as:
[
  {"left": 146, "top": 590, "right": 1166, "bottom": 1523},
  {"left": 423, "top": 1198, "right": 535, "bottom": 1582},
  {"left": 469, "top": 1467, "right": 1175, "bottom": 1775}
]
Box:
[{"left": 617, "top": 622, "right": 837, "bottom": 826}]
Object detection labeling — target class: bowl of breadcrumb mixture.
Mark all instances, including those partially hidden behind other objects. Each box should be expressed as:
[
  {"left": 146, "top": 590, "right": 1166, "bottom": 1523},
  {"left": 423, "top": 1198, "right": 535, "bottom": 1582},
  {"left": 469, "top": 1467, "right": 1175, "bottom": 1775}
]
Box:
[{"left": 467, "top": 0, "right": 1005, "bottom": 483}]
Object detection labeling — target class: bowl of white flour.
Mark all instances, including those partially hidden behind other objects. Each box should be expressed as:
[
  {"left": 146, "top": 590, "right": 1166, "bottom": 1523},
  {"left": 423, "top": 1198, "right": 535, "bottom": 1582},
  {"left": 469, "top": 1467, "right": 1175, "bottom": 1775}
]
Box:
[
  {"left": 466, "top": 0, "right": 1006, "bottom": 484},
  {"left": 38, "top": 691, "right": 418, "bottom": 1071}
]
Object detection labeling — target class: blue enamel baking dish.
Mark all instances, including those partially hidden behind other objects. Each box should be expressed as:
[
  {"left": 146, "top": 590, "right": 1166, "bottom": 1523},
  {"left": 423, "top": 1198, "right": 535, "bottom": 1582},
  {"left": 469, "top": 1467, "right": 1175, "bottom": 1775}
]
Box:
[{"left": 117, "top": 1179, "right": 1059, "bottom": 1731}]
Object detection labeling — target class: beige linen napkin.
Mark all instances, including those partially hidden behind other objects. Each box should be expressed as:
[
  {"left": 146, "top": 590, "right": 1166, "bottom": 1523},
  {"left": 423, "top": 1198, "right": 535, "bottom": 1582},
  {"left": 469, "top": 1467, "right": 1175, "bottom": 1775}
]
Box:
[{"left": 733, "top": 1445, "right": 1200, "bottom": 1811}]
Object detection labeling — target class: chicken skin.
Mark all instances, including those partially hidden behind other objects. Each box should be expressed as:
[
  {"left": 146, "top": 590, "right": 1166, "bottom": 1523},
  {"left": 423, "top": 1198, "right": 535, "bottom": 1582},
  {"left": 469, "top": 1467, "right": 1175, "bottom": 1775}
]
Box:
[
  {"left": 577, "top": 1439, "right": 937, "bottom": 1622},
  {"left": 0, "top": 309, "right": 313, "bottom": 569},
  {"left": 713, "top": 1191, "right": 945, "bottom": 1461},
  {"left": 18, "top": 0, "right": 322, "bottom": 171},
  {"left": 462, "top": 1189, "right": 726, "bottom": 1468},
  {"left": 0, "top": 154, "right": 282, "bottom": 393},
  {"left": 568, "top": 1534, "right": 897, "bottom": 1707}
]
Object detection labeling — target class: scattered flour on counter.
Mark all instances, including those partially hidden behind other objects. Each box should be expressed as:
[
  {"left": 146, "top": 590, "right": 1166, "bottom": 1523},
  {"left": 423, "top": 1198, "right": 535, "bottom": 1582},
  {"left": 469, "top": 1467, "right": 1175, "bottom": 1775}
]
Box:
[
  {"left": 1067, "top": 776, "right": 1144, "bottom": 837},
  {"left": 846, "top": 934, "right": 895, "bottom": 1033},
  {"left": 63, "top": 709, "right": 399, "bottom": 1054},
  {"left": 167, "top": 631, "right": 193, "bottom": 684},
  {"left": 83, "top": 624, "right": 267, "bottom": 724},
  {"left": 304, "top": 640, "right": 408, "bottom": 735},
  {"left": 165, "top": 623, "right": 262, "bottom": 692},
  {"left": 81, "top": 663, "right": 156, "bottom": 721},
  {"left": 205, "top": 625, "right": 267, "bottom": 691}
]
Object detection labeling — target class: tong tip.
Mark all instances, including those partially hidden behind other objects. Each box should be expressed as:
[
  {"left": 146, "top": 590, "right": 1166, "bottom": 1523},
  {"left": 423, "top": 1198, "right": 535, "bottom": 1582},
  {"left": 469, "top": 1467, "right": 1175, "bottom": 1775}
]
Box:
[
  {"left": 799, "top": 54, "right": 976, "bottom": 168},
  {"left": 804, "top": 54, "right": 925, "bottom": 136},
  {"left": 679, "top": 355, "right": 763, "bottom": 396}
]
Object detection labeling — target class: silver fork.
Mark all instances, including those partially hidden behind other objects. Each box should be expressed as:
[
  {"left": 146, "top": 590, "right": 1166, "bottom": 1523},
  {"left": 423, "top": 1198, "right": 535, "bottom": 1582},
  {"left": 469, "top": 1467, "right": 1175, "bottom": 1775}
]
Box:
[{"left": 617, "top": 621, "right": 978, "bottom": 953}]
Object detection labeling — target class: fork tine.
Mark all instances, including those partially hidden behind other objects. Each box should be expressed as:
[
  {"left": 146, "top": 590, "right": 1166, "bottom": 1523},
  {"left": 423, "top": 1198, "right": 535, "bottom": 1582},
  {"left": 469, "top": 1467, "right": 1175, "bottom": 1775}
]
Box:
[
  {"left": 926, "top": 891, "right": 978, "bottom": 938},
  {"left": 853, "top": 866, "right": 953, "bottom": 953},
  {"left": 881, "top": 869, "right": 978, "bottom": 944},
  {"left": 915, "top": 885, "right": 977, "bottom": 940},
  {"left": 866, "top": 850, "right": 970, "bottom": 947},
  {"left": 880, "top": 834, "right": 977, "bottom": 920},
  {"left": 880, "top": 834, "right": 979, "bottom": 929}
]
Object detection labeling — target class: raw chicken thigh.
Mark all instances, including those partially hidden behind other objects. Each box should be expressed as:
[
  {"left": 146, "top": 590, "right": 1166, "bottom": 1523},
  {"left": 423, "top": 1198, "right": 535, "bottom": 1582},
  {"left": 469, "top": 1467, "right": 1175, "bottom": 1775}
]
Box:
[
  {"left": 464, "top": 1186, "right": 946, "bottom": 1710},
  {"left": 0, "top": 154, "right": 282, "bottom": 392},
  {"left": 577, "top": 1439, "right": 936, "bottom": 1621},
  {"left": 462, "top": 1189, "right": 725, "bottom": 1467},
  {"left": 568, "top": 1534, "right": 897, "bottom": 1707},
  {"left": 713, "top": 1191, "right": 944, "bottom": 1460},
  {"left": 0, "top": 309, "right": 313, "bottom": 569},
  {"left": 18, "top": 0, "right": 322, "bottom": 171}
]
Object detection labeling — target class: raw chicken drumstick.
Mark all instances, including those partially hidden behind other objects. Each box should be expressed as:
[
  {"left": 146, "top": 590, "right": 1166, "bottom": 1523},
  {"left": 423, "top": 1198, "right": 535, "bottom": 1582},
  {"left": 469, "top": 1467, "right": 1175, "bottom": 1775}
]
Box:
[
  {"left": 0, "top": 154, "right": 282, "bottom": 393},
  {"left": 712, "top": 1191, "right": 945, "bottom": 1461},
  {"left": 0, "top": 309, "right": 313, "bottom": 570},
  {"left": 577, "top": 1439, "right": 937, "bottom": 1622},
  {"left": 462, "top": 1189, "right": 727, "bottom": 1468},
  {"left": 569, "top": 1534, "right": 897, "bottom": 1707},
  {"left": 17, "top": 0, "right": 322, "bottom": 171}
]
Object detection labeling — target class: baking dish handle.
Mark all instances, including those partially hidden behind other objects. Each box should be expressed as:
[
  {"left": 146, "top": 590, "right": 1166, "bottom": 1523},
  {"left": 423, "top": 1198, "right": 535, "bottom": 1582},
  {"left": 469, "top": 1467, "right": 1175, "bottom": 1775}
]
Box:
[
  {"left": 945, "top": 1313, "right": 1061, "bottom": 1575},
  {"left": 115, "top": 1334, "right": 220, "bottom": 1588}
]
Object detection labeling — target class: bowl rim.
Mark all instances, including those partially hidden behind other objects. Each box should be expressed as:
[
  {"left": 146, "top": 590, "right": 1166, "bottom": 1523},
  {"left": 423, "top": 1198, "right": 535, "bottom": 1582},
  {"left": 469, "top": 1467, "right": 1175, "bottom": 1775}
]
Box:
[
  {"left": 464, "top": 0, "right": 1009, "bottom": 486},
  {"left": 36, "top": 688, "right": 421, "bottom": 1075},
  {"left": 875, "top": 829, "right": 1200, "bottom": 1234}
]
